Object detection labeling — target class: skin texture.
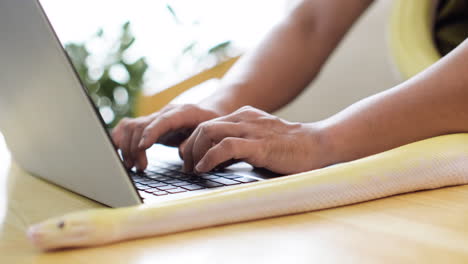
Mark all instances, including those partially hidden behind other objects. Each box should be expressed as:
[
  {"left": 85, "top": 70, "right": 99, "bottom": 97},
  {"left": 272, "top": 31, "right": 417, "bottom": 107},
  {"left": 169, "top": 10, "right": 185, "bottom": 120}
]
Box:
[
  {"left": 28, "top": 134, "right": 468, "bottom": 250},
  {"left": 181, "top": 106, "right": 330, "bottom": 174},
  {"left": 112, "top": 104, "right": 220, "bottom": 170},
  {"left": 323, "top": 39, "right": 468, "bottom": 164}
]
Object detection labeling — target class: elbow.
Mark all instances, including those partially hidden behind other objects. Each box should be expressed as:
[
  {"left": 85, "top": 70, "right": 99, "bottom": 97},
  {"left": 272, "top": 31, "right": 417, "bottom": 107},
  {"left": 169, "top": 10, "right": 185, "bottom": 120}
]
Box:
[
  {"left": 284, "top": 0, "right": 320, "bottom": 38},
  {"left": 284, "top": 0, "right": 374, "bottom": 40}
]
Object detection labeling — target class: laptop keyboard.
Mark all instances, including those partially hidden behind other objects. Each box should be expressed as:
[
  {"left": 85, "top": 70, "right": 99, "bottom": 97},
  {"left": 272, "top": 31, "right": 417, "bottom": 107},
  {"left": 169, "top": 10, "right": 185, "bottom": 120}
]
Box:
[{"left": 130, "top": 161, "right": 258, "bottom": 199}]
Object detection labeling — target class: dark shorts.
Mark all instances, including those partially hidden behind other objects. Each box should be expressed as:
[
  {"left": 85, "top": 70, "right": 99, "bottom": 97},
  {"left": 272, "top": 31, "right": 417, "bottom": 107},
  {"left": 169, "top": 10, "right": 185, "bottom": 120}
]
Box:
[{"left": 435, "top": 0, "right": 468, "bottom": 55}]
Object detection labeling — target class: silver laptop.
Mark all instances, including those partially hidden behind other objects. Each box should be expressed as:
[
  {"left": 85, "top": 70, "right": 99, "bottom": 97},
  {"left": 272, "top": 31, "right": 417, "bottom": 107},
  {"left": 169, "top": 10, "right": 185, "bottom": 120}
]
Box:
[{"left": 0, "top": 0, "right": 280, "bottom": 207}]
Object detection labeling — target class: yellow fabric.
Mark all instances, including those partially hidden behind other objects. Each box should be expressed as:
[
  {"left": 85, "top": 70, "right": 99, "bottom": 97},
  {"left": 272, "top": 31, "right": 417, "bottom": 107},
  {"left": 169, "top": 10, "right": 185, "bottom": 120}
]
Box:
[{"left": 389, "top": 0, "right": 441, "bottom": 79}]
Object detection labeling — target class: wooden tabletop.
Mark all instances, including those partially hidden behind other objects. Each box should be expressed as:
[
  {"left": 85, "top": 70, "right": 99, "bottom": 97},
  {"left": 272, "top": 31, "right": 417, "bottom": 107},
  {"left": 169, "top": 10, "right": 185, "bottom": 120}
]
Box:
[{"left": 1, "top": 136, "right": 468, "bottom": 264}]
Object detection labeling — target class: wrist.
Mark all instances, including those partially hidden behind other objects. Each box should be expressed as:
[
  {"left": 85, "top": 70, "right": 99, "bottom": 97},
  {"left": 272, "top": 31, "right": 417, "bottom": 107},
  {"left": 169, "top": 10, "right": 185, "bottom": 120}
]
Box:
[{"left": 304, "top": 121, "right": 340, "bottom": 168}]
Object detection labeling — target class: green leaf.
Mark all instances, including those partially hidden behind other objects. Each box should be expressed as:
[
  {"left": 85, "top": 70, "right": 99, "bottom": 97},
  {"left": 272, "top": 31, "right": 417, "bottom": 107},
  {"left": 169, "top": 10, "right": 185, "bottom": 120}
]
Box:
[
  {"left": 96, "top": 28, "right": 104, "bottom": 37},
  {"left": 123, "top": 21, "right": 131, "bottom": 30},
  {"left": 208, "top": 41, "right": 231, "bottom": 54},
  {"left": 166, "top": 4, "right": 181, "bottom": 24},
  {"left": 182, "top": 41, "right": 198, "bottom": 54}
]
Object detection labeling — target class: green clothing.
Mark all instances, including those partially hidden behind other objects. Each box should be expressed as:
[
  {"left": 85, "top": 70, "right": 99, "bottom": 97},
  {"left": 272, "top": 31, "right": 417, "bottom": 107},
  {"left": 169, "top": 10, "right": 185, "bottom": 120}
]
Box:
[{"left": 435, "top": 0, "right": 468, "bottom": 55}]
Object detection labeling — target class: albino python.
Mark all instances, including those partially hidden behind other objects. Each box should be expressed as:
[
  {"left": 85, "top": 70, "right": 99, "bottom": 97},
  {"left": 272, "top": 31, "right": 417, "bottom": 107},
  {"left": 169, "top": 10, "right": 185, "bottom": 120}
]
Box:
[{"left": 28, "top": 134, "right": 468, "bottom": 250}]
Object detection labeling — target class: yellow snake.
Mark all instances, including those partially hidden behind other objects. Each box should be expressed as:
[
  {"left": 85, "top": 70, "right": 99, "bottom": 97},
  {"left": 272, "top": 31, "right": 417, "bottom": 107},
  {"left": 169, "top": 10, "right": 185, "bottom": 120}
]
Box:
[{"left": 27, "top": 133, "right": 468, "bottom": 250}]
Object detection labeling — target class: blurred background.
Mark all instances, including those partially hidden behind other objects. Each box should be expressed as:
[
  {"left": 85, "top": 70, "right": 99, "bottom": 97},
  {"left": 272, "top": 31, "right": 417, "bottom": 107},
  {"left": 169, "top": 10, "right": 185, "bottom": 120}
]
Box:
[{"left": 40, "top": 0, "right": 285, "bottom": 127}]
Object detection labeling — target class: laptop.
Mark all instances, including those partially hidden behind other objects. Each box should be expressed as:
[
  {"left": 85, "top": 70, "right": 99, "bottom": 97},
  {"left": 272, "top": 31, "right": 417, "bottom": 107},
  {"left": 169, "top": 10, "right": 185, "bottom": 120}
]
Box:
[{"left": 0, "top": 0, "right": 280, "bottom": 207}]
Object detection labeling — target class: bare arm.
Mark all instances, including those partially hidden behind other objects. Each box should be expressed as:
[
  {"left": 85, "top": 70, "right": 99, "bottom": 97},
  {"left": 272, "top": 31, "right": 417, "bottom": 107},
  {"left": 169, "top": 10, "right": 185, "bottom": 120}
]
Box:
[
  {"left": 202, "top": 0, "right": 374, "bottom": 114},
  {"left": 115, "top": 0, "right": 373, "bottom": 171},
  {"left": 185, "top": 40, "right": 468, "bottom": 174},
  {"left": 323, "top": 39, "right": 468, "bottom": 164}
]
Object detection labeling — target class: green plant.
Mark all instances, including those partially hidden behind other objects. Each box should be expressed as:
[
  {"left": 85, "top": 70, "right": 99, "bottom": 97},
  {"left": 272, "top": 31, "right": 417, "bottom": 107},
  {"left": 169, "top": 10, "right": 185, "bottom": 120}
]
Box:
[
  {"left": 64, "top": 5, "right": 233, "bottom": 128},
  {"left": 65, "top": 22, "right": 147, "bottom": 128}
]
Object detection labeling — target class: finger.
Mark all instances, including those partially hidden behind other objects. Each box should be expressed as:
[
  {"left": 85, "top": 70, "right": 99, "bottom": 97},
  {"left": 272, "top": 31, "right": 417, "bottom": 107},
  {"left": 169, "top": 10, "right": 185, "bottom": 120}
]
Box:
[
  {"left": 195, "top": 138, "right": 260, "bottom": 173},
  {"left": 158, "top": 127, "right": 194, "bottom": 147},
  {"left": 138, "top": 106, "right": 215, "bottom": 150},
  {"left": 130, "top": 124, "right": 148, "bottom": 171},
  {"left": 213, "top": 159, "right": 240, "bottom": 171},
  {"left": 112, "top": 118, "right": 131, "bottom": 148},
  {"left": 182, "top": 126, "right": 202, "bottom": 172},
  {"left": 183, "top": 121, "right": 247, "bottom": 172},
  {"left": 181, "top": 119, "right": 233, "bottom": 170},
  {"left": 135, "top": 151, "right": 148, "bottom": 172},
  {"left": 190, "top": 122, "right": 246, "bottom": 172},
  {"left": 123, "top": 104, "right": 174, "bottom": 149},
  {"left": 121, "top": 126, "right": 135, "bottom": 169}
]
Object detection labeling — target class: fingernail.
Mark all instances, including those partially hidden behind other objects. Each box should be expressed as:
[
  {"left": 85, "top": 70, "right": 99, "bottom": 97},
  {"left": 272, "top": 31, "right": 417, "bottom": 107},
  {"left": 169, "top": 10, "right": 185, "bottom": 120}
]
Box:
[{"left": 195, "top": 162, "right": 204, "bottom": 173}]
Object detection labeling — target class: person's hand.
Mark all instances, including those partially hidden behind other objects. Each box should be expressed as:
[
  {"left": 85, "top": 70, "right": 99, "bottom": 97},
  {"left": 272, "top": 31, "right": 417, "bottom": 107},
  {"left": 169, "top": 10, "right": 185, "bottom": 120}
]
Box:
[
  {"left": 112, "top": 104, "right": 220, "bottom": 171},
  {"left": 182, "top": 106, "right": 331, "bottom": 174}
]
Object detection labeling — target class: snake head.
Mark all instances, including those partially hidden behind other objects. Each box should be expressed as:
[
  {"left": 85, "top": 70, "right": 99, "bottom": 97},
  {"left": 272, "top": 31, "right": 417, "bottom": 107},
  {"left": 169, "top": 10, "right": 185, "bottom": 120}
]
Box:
[{"left": 27, "top": 209, "right": 114, "bottom": 250}]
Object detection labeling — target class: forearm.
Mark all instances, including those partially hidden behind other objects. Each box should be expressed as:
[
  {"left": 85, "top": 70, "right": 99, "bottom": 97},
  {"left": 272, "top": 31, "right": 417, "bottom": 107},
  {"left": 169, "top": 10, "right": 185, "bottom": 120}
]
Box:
[
  {"left": 323, "top": 40, "right": 468, "bottom": 164},
  {"left": 202, "top": 0, "right": 373, "bottom": 114}
]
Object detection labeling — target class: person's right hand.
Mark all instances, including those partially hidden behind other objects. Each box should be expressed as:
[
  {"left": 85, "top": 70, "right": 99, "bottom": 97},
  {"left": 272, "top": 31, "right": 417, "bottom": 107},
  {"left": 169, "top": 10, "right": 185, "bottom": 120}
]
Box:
[{"left": 111, "top": 104, "right": 221, "bottom": 171}]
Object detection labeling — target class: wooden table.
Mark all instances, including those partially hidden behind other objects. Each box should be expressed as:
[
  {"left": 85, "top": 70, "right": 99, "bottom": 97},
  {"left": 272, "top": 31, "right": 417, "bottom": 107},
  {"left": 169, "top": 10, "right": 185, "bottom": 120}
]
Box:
[{"left": 1, "top": 135, "right": 468, "bottom": 264}]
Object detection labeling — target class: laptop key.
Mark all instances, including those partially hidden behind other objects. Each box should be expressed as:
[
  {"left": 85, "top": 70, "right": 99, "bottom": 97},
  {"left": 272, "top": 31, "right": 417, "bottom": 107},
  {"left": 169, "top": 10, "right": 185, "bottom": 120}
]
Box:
[
  {"left": 145, "top": 188, "right": 159, "bottom": 193},
  {"left": 199, "top": 174, "right": 220, "bottom": 180},
  {"left": 136, "top": 185, "right": 152, "bottom": 190},
  {"left": 214, "top": 172, "right": 238, "bottom": 177},
  {"left": 222, "top": 174, "right": 243, "bottom": 179},
  {"left": 153, "top": 190, "right": 168, "bottom": 196},
  {"left": 199, "top": 180, "right": 223, "bottom": 188},
  {"left": 140, "top": 179, "right": 156, "bottom": 184},
  {"left": 164, "top": 171, "right": 184, "bottom": 177},
  {"left": 150, "top": 176, "right": 172, "bottom": 181},
  {"left": 182, "top": 184, "right": 203, "bottom": 191},
  {"left": 165, "top": 179, "right": 184, "bottom": 184},
  {"left": 236, "top": 177, "right": 258, "bottom": 183},
  {"left": 168, "top": 174, "right": 189, "bottom": 180},
  {"left": 167, "top": 188, "right": 187, "bottom": 194},
  {"left": 173, "top": 181, "right": 192, "bottom": 187},
  {"left": 167, "top": 165, "right": 183, "bottom": 170},
  {"left": 209, "top": 178, "right": 240, "bottom": 185},
  {"left": 157, "top": 185, "right": 177, "bottom": 190},
  {"left": 148, "top": 182, "right": 168, "bottom": 188},
  {"left": 145, "top": 174, "right": 166, "bottom": 180}
]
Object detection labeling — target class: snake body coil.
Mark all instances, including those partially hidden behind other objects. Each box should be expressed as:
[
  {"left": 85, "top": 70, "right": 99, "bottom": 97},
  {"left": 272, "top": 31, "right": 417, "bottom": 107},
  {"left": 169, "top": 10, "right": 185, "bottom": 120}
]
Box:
[{"left": 28, "top": 134, "right": 468, "bottom": 250}]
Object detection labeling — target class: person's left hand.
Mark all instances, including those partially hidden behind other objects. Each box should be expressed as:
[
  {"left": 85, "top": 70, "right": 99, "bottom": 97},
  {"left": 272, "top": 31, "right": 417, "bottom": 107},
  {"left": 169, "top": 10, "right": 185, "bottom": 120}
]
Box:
[{"left": 182, "top": 106, "right": 332, "bottom": 174}]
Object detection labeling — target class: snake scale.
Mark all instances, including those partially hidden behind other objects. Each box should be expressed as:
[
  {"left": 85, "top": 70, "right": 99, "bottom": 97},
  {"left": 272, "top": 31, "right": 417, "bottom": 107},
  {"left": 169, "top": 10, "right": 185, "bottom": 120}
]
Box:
[{"left": 27, "top": 133, "right": 468, "bottom": 250}]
